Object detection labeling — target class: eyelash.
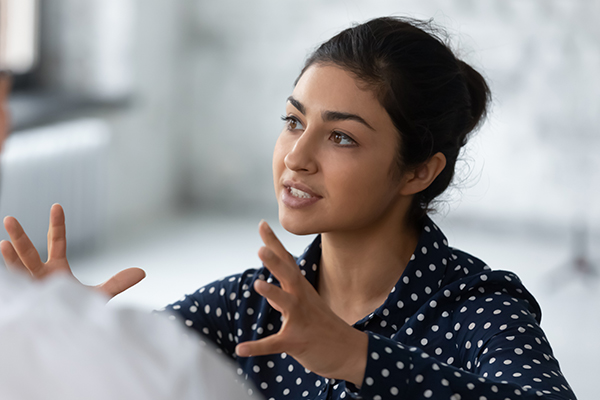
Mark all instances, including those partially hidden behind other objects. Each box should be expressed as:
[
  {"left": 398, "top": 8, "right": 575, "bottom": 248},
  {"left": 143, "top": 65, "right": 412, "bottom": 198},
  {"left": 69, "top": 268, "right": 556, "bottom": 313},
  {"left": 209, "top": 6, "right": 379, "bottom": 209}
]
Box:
[
  {"left": 330, "top": 131, "right": 357, "bottom": 147},
  {"left": 281, "top": 115, "right": 302, "bottom": 130},
  {"left": 280, "top": 115, "right": 358, "bottom": 147}
]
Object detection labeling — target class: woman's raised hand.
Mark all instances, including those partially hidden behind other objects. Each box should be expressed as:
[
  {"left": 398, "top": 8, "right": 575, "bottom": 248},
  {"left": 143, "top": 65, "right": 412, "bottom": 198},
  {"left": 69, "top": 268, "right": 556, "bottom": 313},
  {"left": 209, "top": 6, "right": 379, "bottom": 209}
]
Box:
[
  {"left": 235, "top": 221, "right": 368, "bottom": 386},
  {"left": 0, "top": 203, "right": 145, "bottom": 299}
]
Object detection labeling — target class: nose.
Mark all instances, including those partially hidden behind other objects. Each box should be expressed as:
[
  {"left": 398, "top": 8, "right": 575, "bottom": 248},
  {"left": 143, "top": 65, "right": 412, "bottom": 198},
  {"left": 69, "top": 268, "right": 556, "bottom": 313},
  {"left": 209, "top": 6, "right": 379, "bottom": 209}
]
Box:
[{"left": 283, "top": 129, "right": 318, "bottom": 174}]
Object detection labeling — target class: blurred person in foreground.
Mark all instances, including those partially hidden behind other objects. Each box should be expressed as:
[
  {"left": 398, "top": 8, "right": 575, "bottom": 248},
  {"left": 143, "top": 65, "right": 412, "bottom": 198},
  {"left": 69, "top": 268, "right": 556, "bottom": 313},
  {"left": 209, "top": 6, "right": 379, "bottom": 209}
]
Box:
[
  {"left": 0, "top": 73, "right": 253, "bottom": 399},
  {"left": 3, "top": 17, "right": 577, "bottom": 400}
]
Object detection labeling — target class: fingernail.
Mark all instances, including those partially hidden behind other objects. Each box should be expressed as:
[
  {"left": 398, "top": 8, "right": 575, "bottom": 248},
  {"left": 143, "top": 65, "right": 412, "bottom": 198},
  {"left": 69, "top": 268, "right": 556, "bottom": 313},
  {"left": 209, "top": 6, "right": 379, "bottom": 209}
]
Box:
[
  {"left": 235, "top": 344, "right": 249, "bottom": 357},
  {"left": 259, "top": 219, "right": 272, "bottom": 233}
]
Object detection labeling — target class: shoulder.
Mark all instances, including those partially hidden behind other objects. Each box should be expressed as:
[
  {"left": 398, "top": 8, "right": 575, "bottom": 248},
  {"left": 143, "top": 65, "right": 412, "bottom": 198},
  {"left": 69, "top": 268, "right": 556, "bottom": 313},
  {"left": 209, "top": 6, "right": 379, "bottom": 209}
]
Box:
[
  {"left": 437, "top": 269, "right": 542, "bottom": 325},
  {"left": 438, "top": 246, "right": 542, "bottom": 324},
  {"left": 389, "top": 218, "right": 542, "bottom": 325}
]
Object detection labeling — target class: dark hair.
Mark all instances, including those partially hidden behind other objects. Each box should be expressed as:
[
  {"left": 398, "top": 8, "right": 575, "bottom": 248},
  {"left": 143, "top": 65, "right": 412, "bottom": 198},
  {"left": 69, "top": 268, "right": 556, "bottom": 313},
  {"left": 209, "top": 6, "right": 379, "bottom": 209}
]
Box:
[{"left": 298, "top": 17, "right": 491, "bottom": 224}]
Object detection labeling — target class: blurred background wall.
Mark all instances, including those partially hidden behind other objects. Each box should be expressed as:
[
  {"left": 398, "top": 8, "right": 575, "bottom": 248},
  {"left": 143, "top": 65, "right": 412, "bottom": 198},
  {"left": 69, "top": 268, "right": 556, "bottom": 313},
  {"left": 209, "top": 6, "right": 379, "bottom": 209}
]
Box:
[
  {"left": 1, "top": 0, "right": 599, "bottom": 398},
  {"left": 5, "top": 0, "right": 600, "bottom": 237}
]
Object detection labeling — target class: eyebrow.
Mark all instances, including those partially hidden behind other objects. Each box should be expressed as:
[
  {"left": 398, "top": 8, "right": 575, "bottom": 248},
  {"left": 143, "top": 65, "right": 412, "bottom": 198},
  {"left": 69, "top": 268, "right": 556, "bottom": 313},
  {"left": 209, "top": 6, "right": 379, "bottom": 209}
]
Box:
[
  {"left": 287, "top": 96, "right": 306, "bottom": 115},
  {"left": 286, "top": 96, "right": 375, "bottom": 131}
]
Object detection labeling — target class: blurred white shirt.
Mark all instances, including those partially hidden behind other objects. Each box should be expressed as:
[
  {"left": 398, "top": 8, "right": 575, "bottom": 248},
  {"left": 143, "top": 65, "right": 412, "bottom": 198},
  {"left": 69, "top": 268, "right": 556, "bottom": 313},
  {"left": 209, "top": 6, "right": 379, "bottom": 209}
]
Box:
[{"left": 0, "top": 268, "right": 252, "bottom": 400}]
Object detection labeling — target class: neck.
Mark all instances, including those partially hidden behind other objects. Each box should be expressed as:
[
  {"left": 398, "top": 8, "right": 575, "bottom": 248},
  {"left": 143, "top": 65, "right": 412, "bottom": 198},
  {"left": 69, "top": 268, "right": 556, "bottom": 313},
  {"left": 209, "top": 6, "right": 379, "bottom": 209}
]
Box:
[{"left": 317, "top": 212, "right": 420, "bottom": 325}]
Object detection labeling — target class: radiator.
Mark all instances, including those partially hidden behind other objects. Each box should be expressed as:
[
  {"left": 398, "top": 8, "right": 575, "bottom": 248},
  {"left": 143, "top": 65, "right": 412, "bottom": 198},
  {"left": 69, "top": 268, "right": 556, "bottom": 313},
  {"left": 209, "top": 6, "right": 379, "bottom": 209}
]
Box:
[{"left": 0, "top": 118, "right": 110, "bottom": 259}]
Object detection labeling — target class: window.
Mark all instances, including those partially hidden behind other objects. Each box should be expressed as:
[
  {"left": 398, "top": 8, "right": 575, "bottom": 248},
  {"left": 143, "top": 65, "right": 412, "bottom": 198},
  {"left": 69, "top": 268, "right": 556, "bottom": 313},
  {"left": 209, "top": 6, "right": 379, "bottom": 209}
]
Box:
[
  {"left": 2, "top": 0, "right": 133, "bottom": 131},
  {"left": 0, "top": 0, "right": 39, "bottom": 89}
]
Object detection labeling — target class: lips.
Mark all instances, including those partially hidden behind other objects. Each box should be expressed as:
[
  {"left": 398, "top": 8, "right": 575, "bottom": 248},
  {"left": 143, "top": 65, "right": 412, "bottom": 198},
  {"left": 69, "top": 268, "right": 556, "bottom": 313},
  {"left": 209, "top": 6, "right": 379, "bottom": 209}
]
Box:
[
  {"left": 281, "top": 180, "right": 322, "bottom": 209},
  {"left": 283, "top": 180, "right": 321, "bottom": 198}
]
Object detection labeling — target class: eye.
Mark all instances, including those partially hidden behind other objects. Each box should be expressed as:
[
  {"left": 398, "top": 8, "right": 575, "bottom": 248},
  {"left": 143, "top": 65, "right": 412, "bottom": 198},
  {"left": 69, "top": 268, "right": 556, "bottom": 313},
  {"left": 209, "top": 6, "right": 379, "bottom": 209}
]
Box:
[
  {"left": 330, "top": 131, "right": 357, "bottom": 146},
  {"left": 281, "top": 115, "right": 304, "bottom": 131}
]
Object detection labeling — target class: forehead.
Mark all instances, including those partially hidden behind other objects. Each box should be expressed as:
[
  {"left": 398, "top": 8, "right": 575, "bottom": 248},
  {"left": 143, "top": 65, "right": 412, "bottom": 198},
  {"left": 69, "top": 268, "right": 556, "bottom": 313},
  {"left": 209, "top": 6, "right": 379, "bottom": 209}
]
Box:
[{"left": 291, "top": 64, "right": 389, "bottom": 123}]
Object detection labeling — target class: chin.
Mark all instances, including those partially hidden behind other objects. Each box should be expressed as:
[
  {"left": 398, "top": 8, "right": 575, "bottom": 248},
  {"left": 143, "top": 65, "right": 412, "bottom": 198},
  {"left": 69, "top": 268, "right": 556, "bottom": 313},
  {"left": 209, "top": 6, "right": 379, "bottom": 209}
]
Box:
[{"left": 278, "top": 208, "right": 322, "bottom": 236}]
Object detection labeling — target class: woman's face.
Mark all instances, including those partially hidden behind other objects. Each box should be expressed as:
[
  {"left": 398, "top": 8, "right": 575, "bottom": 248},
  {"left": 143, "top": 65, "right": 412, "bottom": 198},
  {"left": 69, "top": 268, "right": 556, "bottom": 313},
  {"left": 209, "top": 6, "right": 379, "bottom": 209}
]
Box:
[{"left": 273, "top": 64, "right": 410, "bottom": 236}]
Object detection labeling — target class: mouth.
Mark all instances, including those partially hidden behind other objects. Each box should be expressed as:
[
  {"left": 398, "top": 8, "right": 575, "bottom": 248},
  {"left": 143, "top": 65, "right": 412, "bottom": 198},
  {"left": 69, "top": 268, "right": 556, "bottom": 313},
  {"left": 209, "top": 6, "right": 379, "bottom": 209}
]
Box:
[
  {"left": 283, "top": 180, "right": 321, "bottom": 198},
  {"left": 288, "top": 187, "right": 313, "bottom": 199},
  {"left": 281, "top": 180, "right": 322, "bottom": 209}
]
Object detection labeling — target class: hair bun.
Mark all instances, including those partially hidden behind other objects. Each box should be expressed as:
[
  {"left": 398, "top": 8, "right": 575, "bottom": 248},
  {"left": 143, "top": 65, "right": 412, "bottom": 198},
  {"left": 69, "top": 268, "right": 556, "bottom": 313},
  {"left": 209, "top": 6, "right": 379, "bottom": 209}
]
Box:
[{"left": 458, "top": 60, "right": 491, "bottom": 135}]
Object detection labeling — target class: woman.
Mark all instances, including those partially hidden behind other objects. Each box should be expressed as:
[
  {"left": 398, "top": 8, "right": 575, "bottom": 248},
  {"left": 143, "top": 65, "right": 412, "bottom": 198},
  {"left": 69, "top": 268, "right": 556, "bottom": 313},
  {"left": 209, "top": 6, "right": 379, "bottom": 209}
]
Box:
[{"left": 2, "top": 17, "right": 576, "bottom": 400}]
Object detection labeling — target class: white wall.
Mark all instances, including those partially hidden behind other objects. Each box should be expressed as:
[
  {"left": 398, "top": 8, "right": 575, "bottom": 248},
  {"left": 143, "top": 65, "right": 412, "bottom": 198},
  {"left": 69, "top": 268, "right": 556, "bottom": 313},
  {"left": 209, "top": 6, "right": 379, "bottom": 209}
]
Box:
[
  {"left": 32, "top": 0, "right": 600, "bottom": 234},
  {"left": 166, "top": 0, "right": 600, "bottom": 231},
  {"left": 101, "top": 1, "right": 184, "bottom": 227}
]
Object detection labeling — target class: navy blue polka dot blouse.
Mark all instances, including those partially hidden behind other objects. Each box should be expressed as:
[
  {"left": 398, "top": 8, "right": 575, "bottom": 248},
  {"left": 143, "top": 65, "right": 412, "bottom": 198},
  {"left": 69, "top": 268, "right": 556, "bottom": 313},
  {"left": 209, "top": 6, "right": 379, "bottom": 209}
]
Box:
[{"left": 165, "top": 217, "right": 576, "bottom": 399}]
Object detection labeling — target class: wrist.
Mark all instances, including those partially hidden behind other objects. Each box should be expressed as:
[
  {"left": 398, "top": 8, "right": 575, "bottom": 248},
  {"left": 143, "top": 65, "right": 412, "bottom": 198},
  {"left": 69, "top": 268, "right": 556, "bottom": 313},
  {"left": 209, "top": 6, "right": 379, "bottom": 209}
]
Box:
[{"left": 336, "top": 329, "right": 368, "bottom": 387}]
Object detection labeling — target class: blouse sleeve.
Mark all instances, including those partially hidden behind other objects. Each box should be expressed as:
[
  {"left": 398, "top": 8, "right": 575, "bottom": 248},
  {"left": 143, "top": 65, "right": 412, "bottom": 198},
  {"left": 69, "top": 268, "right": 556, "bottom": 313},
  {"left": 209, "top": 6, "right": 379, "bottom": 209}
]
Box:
[
  {"left": 162, "top": 270, "right": 258, "bottom": 358},
  {"left": 350, "top": 285, "right": 576, "bottom": 400}
]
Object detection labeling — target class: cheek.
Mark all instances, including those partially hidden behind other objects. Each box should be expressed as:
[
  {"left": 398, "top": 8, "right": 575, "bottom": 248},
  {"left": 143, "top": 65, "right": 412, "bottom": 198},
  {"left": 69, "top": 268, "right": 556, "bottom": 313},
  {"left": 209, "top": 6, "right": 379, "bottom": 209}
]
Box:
[
  {"left": 272, "top": 134, "right": 287, "bottom": 183},
  {"left": 325, "top": 152, "right": 399, "bottom": 208},
  {"left": 330, "top": 150, "right": 393, "bottom": 185}
]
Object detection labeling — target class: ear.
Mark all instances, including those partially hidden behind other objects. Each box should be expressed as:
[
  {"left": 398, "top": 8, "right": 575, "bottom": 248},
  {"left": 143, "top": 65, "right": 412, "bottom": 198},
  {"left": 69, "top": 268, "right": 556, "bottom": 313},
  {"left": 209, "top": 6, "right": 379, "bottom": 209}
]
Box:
[{"left": 399, "top": 152, "right": 447, "bottom": 196}]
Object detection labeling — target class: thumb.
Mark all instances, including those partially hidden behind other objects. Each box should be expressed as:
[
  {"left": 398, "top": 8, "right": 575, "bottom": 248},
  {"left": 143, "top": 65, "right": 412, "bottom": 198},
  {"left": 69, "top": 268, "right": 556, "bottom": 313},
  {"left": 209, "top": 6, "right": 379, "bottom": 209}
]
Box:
[
  {"left": 96, "top": 267, "right": 146, "bottom": 299},
  {"left": 236, "top": 334, "right": 286, "bottom": 358}
]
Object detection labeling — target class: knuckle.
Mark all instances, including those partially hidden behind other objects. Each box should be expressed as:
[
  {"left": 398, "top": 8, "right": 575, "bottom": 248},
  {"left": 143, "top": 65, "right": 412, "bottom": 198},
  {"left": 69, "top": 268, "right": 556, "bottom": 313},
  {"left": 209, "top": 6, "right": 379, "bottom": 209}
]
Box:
[
  {"left": 23, "top": 247, "right": 36, "bottom": 258},
  {"left": 287, "top": 271, "right": 302, "bottom": 287},
  {"left": 13, "top": 229, "right": 24, "bottom": 241}
]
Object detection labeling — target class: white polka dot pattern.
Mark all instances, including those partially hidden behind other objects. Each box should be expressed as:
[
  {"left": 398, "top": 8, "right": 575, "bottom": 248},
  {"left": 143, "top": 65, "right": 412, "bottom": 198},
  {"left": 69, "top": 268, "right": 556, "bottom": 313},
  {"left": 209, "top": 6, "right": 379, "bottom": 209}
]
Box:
[{"left": 163, "top": 217, "right": 576, "bottom": 400}]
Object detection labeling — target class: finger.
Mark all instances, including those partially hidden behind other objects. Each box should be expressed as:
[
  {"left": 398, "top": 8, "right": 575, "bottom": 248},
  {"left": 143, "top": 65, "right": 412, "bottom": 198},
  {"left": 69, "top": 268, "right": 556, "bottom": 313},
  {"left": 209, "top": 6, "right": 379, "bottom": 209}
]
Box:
[
  {"left": 96, "top": 267, "right": 146, "bottom": 299},
  {"left": 3, "top": 216, "right": 44, "bottom": 275},
  {"left": 258, "top": 246, "right": 299, "bottom": 288},
  {"left": 236, "top": 334, "right": 286, "bottom": 358},
  {"left": 254, "top": 279, "right": 294, "bottom": 313},
  {"left": 258, "top": 220, "right": 294, "bottom": 264},
  {"left": 47, "top": 204, "right": 67, "bottom": 260},
  {"left": 0, "top": 240, "right": 28, "bottom": 273}
]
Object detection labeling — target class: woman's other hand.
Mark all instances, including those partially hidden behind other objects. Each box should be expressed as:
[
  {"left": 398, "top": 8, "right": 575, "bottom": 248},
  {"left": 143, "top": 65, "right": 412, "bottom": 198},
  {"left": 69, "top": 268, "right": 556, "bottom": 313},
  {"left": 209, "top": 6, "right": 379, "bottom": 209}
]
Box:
[
  {"left": 235, "top": 221, "right": 368, "bottom": 386},
  {"left": 0, "top": 203, "right": 145, "bottom": 299}
]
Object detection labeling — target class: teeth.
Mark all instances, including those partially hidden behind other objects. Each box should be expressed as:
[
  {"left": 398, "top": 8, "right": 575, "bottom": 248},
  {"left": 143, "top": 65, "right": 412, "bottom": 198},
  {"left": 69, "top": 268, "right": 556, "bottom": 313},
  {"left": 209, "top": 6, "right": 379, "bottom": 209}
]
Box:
[{"left": 289, "top": 187, "right": 313, "bottom": 199}]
